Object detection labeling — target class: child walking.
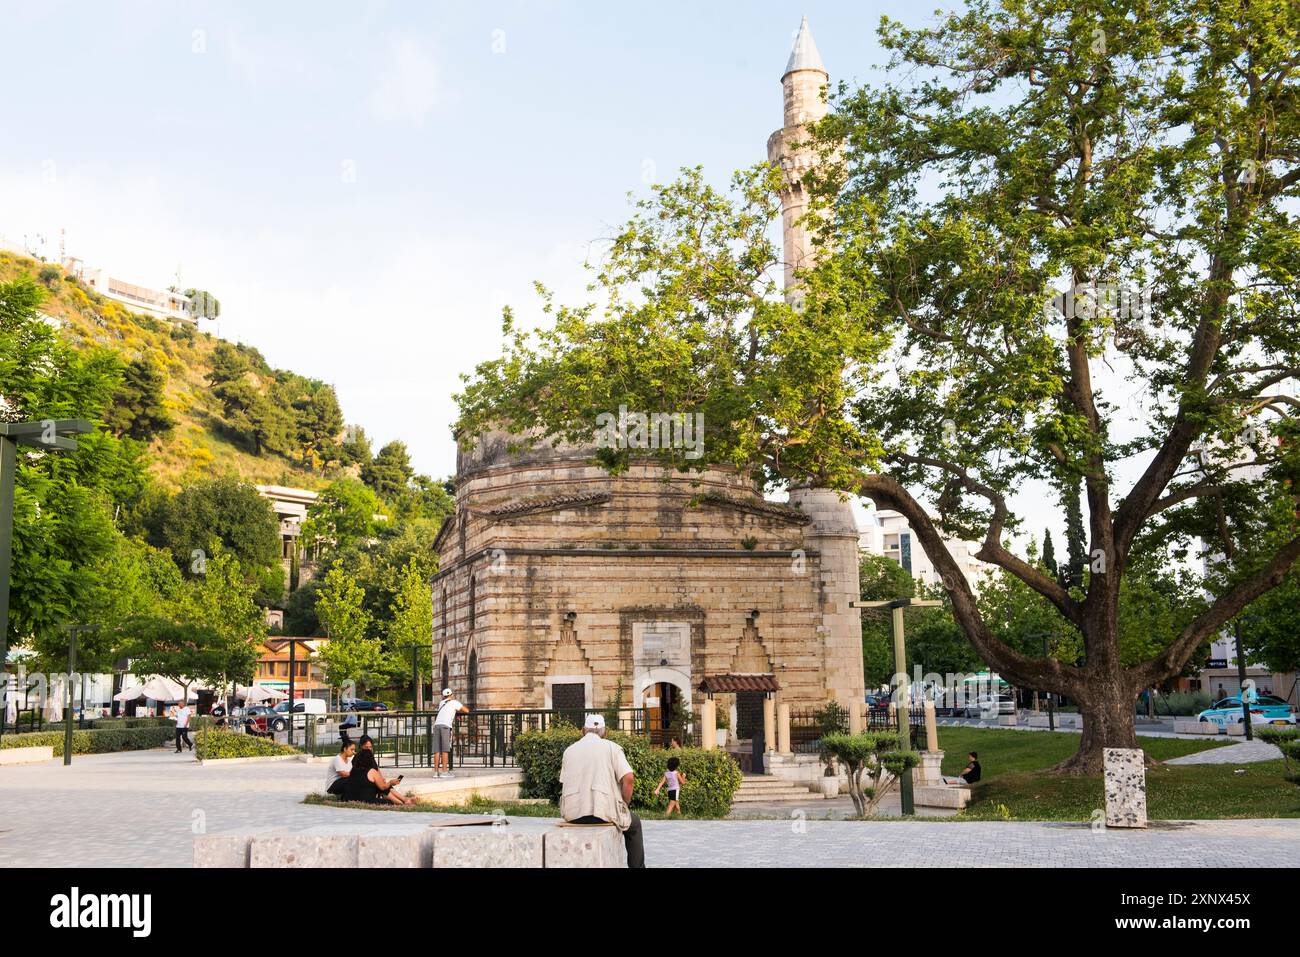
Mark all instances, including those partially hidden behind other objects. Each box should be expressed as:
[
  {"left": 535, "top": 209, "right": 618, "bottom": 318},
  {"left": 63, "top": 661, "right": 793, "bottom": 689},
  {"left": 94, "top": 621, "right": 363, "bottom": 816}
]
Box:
[{"left": 655, "top": 756, "right": 687, "bottom": 815}]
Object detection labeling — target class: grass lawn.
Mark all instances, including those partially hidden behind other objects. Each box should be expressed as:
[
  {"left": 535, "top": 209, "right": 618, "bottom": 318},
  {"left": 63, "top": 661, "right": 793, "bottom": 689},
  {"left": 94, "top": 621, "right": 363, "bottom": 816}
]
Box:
[
  {"left": 937, "top": 727, "right": 1300, "bottom": 820},
  {"left": 302, "top": 793, "right": 685, "bottom": 820}
]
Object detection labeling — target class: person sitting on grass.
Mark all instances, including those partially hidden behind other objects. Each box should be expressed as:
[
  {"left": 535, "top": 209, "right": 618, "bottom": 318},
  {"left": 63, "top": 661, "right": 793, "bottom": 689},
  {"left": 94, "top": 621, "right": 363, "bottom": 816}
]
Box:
[
  {"left": 654, "top": 756, "right": 686, "bottom": 815},
  {"left": 325, "top": 741, "right": 354, "bottom": 798},
  {"left": 343, "top": 735, "right": 414, "bottom": 805},
  {"left": 944, "top": 751, "right": 981, "bottom": 786}
]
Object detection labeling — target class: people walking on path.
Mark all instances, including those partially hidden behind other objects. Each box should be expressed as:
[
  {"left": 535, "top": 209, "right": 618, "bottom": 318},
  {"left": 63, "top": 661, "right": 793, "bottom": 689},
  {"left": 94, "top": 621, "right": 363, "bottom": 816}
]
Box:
[
  {"left": 654, "top": 756, "right": 686, "bottom": 815},
  {"left": 433, "top": 688, "right": 469, "bottom": 778},
  {"left": 170, "top": 701, "right": 193, "bottom": 753},
  {"left": 559, "top": 714, "right": 645, "bottom": 868}
]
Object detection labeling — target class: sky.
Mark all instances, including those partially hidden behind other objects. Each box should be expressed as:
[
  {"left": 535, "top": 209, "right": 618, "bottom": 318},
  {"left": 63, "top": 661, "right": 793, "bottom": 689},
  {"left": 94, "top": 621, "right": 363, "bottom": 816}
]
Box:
[{"left": 1, "top": 0, "right": 1081, "bottom": 547}]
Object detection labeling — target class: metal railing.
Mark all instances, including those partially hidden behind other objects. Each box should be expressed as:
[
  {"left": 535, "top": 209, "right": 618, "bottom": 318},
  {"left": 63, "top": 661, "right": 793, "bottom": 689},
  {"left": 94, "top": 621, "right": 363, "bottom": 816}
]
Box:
[
  {"left": 296, "top": 708, "right": 650, "bottom": 768},
  {"left": 790, "top": 705, "right": 924, "bottom": 754}
]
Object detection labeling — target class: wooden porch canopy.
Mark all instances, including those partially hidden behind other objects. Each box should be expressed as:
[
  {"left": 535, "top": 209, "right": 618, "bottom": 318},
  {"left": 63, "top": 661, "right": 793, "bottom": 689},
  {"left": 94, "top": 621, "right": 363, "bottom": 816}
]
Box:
[{"left": 697, "top": 674, "right": 781, "bottom": 695}]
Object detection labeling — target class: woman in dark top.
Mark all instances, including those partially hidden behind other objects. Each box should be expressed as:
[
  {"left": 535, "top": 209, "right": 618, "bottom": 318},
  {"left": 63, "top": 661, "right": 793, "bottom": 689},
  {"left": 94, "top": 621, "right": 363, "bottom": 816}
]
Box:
[{"left": 343, "top": 737, "right": 413, "bottom": 805}]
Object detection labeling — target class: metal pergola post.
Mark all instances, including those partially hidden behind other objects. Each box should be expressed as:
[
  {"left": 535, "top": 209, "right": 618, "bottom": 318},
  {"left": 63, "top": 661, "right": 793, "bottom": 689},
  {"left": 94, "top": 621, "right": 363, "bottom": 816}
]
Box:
[{"left": 853, "top": 597, "right": 943, "bottom": 816}]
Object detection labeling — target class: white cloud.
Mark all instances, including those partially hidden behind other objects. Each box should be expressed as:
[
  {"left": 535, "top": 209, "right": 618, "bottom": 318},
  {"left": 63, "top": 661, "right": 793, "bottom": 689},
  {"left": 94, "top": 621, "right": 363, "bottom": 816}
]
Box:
[{"left": 370, "top": 37, "right": 439, "bottom": 125}]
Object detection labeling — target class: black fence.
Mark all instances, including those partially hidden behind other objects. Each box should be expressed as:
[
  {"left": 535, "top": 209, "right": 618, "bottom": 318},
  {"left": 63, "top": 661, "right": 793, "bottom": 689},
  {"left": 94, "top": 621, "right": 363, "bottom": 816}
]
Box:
[
  {"left": 297, "top": 708, "right": 651, "bottom": 768},
  {"left": 790, "top": 705, "right": 924, "bottom": 754}
]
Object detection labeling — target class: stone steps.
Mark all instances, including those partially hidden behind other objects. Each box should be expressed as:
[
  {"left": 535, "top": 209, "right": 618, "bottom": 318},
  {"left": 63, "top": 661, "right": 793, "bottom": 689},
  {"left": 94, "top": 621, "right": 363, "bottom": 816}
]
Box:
[{"left": 732, "top": 777, "right": 817, "bottom": 802}]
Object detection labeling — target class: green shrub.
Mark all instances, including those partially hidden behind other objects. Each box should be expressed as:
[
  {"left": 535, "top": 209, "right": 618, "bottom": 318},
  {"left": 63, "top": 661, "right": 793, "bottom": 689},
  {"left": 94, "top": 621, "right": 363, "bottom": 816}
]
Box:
[
  {"left": 89, "top": 716, "right": 173, "bottom": 730},
  {"left": 1153, "top": 692, "right": 1212, "bottom": 716},
  {"left": 1, "top": 726, "right": 174, "bottom": 757},
  {"left": 195, "top": 728, "right": 299, "bottom": 760},
  {"left": 820, "top": 731, "right": 919, "bottom": 816},
  {"left": 513, "top": 727, "right": 742, "bottom": 818}
]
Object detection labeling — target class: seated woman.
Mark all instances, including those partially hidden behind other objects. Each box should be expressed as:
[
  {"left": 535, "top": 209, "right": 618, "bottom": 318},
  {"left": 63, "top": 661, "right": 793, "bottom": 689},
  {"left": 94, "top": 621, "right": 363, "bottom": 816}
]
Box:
[
  {"left": 325, "top": 741, "right": 355, "bottom": 797},
  {"left": 342, "top": 735, "right": 415, "bottom": 806}
]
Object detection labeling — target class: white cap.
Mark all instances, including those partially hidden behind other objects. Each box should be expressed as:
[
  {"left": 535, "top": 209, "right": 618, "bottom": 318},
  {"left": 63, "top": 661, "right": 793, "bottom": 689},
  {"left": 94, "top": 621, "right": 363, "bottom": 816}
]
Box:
[
  {"left": 442, "top": 688, "right": 453, "bottom": 698},
  {"left": 583, "top": 713, "right": 605, "bottom": 730}
]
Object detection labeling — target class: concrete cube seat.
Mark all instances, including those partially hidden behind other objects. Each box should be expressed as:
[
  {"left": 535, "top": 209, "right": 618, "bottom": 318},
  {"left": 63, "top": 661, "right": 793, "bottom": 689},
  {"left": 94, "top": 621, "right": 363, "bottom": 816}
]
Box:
[{"left": 195, "top": 819, "right": 626, "bottom": 868}]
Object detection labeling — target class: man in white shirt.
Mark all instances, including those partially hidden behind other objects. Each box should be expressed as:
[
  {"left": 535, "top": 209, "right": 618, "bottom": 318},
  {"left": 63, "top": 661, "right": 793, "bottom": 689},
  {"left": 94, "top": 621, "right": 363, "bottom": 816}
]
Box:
[
  {"left": 559, "top": 714, "right": 644, "bottom": 868},
  {"left": 433, "top": 688, "right": 469, "bottom": 778},
  {"left": 171, "top": 701, "right": 193, "bottom": 753}
]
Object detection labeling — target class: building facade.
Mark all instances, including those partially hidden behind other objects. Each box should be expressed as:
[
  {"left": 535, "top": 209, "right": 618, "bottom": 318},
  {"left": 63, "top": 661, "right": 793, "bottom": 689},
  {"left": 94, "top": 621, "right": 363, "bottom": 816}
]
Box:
[{"left": 432, "top": 20, "right": 864, "bottom": 735}]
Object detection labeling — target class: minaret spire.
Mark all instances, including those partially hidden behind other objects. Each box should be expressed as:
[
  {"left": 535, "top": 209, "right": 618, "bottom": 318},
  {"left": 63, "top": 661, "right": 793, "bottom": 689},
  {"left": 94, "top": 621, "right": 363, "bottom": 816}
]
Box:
[
  {"left": 783, "top": 16, "right": 827, "bottom": 80},
  {"left": 767, "top": 18, "right": 830, "bottom": 300}
]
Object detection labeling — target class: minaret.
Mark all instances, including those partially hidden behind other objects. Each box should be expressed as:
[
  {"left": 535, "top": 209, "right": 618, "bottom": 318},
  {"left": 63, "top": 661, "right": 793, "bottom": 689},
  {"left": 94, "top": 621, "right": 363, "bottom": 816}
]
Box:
[
  {"left": 766, "top": 16, "right": 829, "bottom": 299},
  {"left": 772, "top": 21, "right": 866, "bottom": 712}
]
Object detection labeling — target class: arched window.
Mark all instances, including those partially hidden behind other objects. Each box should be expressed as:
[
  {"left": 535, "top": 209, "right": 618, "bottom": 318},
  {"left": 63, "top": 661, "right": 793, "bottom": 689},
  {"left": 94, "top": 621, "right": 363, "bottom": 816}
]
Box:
[
  {"left": 441, "top": 588, "right": 447, "bottom": 637},
  {"left": 468, "top": 574, "right": 477, "bottom": 630},
  {"left": 467, "top": 650, "right": 478, "bottom": 710},
  {"left": 440, "top": 655, "right": 449, "bottom": 694}
]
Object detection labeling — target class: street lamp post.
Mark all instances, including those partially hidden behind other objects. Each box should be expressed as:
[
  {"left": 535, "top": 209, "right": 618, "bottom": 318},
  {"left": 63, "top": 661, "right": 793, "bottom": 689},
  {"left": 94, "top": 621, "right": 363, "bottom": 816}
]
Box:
[
  {"left": 398, "top": 643, "right": 424, "bottom": 711},
  {"left": 0, "top": 420, "right": 94, "bottom": 747},
  {"left": 60, "top": 625, "right": 98, "bottom": 766},
  {"left": 853, "top": 597, "right": 943, "bottom": 816}
]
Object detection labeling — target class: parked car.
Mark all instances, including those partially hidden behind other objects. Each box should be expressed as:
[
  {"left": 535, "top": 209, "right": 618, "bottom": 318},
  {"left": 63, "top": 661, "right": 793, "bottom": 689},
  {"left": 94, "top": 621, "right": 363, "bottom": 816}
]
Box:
[
  {"left": 269, "top": 699, "right": 328, "bottom": 731},
  {"left": 341, "top": 698, "right": 389, "bottom": 712},
  {"left": 962, "top": 694, "right": 1016, "bottom": 719},
  {"left": 1197, "top": 695, "right": 1296, "bottom": 729}
]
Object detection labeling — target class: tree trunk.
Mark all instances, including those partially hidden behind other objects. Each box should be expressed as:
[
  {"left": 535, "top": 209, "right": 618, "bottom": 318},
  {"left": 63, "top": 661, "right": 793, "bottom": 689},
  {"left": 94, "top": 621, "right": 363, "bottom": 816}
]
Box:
[{"left": 1051, "top": 677, "right": 1139, "bottom": 774}]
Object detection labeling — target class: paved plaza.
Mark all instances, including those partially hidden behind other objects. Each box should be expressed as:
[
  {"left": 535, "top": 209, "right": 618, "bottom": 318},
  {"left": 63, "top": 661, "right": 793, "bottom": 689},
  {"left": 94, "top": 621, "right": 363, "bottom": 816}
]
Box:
[{"left": 1, "top": 749, "right": 1298, "bottom": 867}]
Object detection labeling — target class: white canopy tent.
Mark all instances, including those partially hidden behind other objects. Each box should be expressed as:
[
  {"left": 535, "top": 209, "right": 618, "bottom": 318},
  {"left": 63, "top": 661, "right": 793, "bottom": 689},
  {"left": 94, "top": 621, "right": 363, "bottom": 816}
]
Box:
[
  {"left": 112, "top": 684, "right": 145, "bottom": 703},
  {"left": 138, "top": 676, "right": 187, "bottom": 703},
  {"left": 237, "top": 684, "right": 288, "bottom": 704}
]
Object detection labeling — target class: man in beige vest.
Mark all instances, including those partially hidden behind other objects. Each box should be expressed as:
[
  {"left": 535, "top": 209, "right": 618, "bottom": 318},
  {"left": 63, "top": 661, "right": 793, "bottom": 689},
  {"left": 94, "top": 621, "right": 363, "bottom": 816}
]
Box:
[{"left": 559, "top": 714, "right": 645, "bottom": 868}]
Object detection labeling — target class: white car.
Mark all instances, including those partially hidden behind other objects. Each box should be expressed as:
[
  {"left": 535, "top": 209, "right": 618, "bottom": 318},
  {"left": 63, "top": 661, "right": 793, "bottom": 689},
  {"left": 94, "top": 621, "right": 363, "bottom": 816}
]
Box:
[
  {"left": 962, "top": 694, "right": 1016, "bottom": 719},
  {"left": 268, "top": 698, "right": 327, "bottom": 731}
]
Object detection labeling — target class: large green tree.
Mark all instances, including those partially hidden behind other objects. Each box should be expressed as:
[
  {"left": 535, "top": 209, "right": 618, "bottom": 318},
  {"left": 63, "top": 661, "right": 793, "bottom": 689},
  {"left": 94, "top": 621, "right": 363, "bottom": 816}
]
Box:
[
  {"left": 812, "top": 0, "right": 1300, "bottom": 769},
  {"left": 455, "top": 0, "right": 1300, "bottom": 771}
]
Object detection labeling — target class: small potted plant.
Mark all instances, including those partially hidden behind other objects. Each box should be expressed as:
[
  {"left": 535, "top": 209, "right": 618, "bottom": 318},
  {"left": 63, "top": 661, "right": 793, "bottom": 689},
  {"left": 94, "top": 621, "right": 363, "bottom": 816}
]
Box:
[
  {"left": 716, "top": 706, "right": 730, "bottom": 748},
  {"left": 819, "top": 750, "right": 841, "bottom": 798}
]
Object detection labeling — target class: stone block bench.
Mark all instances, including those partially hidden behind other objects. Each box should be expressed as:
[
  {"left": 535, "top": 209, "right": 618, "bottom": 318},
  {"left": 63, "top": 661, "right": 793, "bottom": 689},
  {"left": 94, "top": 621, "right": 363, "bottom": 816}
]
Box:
[
  {"left": 913, "top": 785, "right": 972, "bottom": 810},
  {"left": 1173, "top": 719, "right": 1220, "bottom": 735},
  {"left": 0, "top": 746, "right": 55, "bottom": 766},
  {"left": 195, "top": 821, "right": 626, "bottom": 869}
]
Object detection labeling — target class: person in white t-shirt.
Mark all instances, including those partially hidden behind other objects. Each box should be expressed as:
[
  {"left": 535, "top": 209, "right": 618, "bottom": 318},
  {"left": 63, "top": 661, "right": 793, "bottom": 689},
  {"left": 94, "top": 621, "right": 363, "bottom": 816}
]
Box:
[
  {"left": 325, "top": 741, "right": 355, "bottom": 797},
  {"left": 433, "top": 688, "right": 469, "bottom": 778},
  {"left": 170, "top": 702, "right": 193, "bottom": 753}
]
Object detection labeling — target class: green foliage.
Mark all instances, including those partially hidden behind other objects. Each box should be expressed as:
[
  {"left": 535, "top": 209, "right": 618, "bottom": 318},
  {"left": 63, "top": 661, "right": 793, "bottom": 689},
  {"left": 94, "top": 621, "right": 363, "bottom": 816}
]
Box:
[
  {"left": 315, "top": 562, "right": 385, "bottom": 689},
  {"left": 514, "top": 726, "right": 743, "bottom": 817},
  {"left": 0, "top": 276, "right": 161, "bottom": 656},
  {"left": 105, "top": 357, "right": 174, "bottom": 440},
  {"left": 195, "top": 728, "right": 299, "bottom": 760},
  {"left": 819, "top": 731, "right": 919, "bottom": 816},
  {"left": 301, "top": 478, "right": 387, "bottom": 556},
  {"left": 146, "top": 476, "right": 281, "bottom": 580},
  {"left": 362, "top": 440, "right": 414, "bottom": 499},
  {"left": 0, "top": 726, "right": 174, "bottom": 756}
]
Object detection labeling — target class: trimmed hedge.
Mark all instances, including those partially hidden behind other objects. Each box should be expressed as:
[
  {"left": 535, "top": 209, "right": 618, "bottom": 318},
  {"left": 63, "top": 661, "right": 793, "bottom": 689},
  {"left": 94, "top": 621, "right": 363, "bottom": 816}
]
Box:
[
  {"left": 89, "top": 716, "right": 173, "bottom": 730},
  {"left": 514, "top": 726, "right": 742, "bottom": 818},
  {"left": 0, "top": 726, "right": 174, "bottom": 757},
  {"left": 195, "top": 728, "right": 299, "bottom": 760}
]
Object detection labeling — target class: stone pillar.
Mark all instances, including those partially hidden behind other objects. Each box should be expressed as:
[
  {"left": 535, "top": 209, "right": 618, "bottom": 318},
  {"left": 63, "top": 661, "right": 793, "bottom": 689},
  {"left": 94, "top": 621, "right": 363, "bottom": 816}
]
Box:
[
  {"left": 847, "top": 699, "right": 862, "bottom": 735},
  {"left": 762, "top": 696, "right": 776, "bottom": 755},
  {"left": 700, "top": 698, "right": 717, "bottom": 750},
  {"left": 787, "top": 488, "right": 865, "bottom": 708},
  {"left": 1103, "top": 748, "right": 1148, "bottom": 828},
  {"left": 923, "top": 700, "right": 939, "bottom": 753},
  {"left": 777, "top": 701, "right": 792, "bottom": 756}
]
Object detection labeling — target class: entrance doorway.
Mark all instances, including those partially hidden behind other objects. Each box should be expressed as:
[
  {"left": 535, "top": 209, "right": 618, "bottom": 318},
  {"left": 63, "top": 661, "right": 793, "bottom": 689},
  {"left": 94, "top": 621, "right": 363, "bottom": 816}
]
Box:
[{"left": 644, "top": 681, "right": 681, "bottom": 745}]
